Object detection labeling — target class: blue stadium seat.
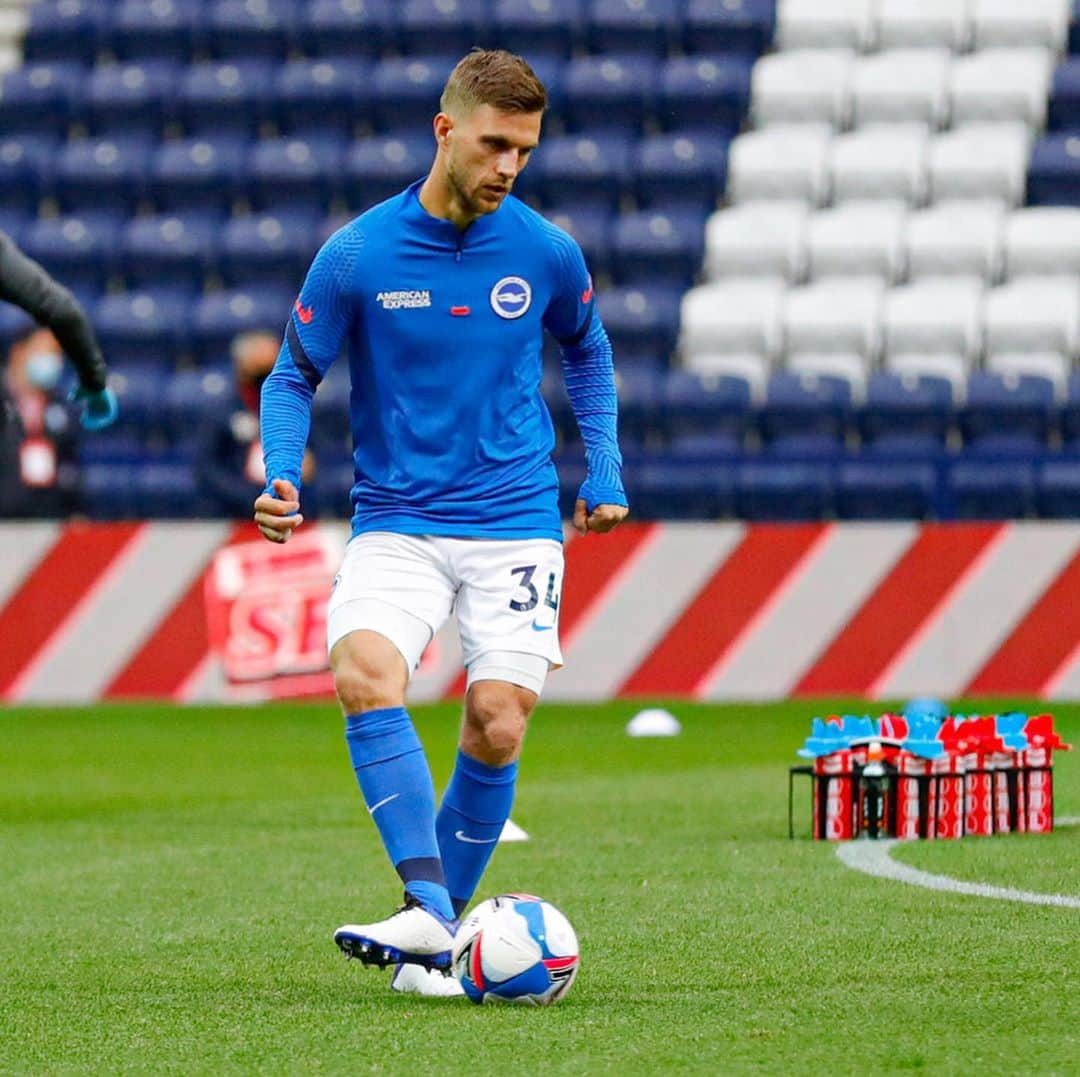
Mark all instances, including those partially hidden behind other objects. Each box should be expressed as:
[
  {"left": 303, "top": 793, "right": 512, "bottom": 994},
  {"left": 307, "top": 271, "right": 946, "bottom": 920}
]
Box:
[
  {"left": 1049, "top": 58, "right": 1080, "bottom": 130},
  {"left": 492, "top": 0, "right": 583, "bottom": 59},
  {"left": 663, "top": 369, "right": 751, "bottom": 438},
  {"left": 610, "top": 208, "right": 706, "bottom": 288},
  {"left": 22, "top": 214, "right": 122, "bottom": 296},
  {"left": 0, "top": 135, "right": 57, "bottom": 213},
  {"left": 659, "top": 55, "right": 754, "bottom": 134},
  {"left": 398, "top": 0, "right": 489, "bottom": 57},
  {"left": 836, "top": 461, "right": 937, "bottom": 520},
  {"left": 1028, "top": 134, "right": 1080, "bottom": 205},
  {"left": 736, "top": 460, "right": 834, "bottom": 521},
  {"left": 634, "top": 132, "right": 729, "bottom": 209},
  {"left": 763, "top": 432, "right": 844, "bottom": 458},
  {"left": 274, "top": 59, "right": 372, "bottom": 137},
  {"left": 597, "top": 285, "right": 681, "bottom": 366},
  {"left": 544, "top": 204, "right": 614, "bottom": 277},
  {"left": 626, "top": 458, "right": 737, "bottom": 520},
  {"left": 310, "top": 366, "right": 353, "bottom": 455},
  {"left": 247, "top": 135, "right": 345, "bottom": 213},
  {"left": 0, "top": 303, "right": 35, "bottom": 352},
  {"left": 135, "top": 460, "right": 202, "bottom": 518},
  {"left": 119, "top": 213, "right": 220, "bottom": 293},
  {"left": 298, "top": 0, "right": 397, "bottom": 58},
  {"left": 83, "top": 61, "right": 181, "bottom": 138},
  {"left": 0, "top": 210, "right": 29, "bottom": 245},
  {"left": 860, "top": 432, "right": 945, "bottom": 459},
  {"left": 948, "top": 458, "right": 1036, "bottom": 519},
  {"left": 683, "top": 0, "right": 775, "bottom": 57},
  {"left": 858, "top": 372, "right": 953, "bottom": 447},
  {"left": 534, "top": 132, "right": 633, "bottom": 209},
  {"left": 342, "top": 134, "right": 433, "bottom": 210},
  {"left": 190, "top": 287, "right": 293, "bottom": 365},
  {"left": 109, "top": 0, "right": 204, "bottom": 63},
  {"left": 150, "top": 136, "right": 249, "bottom": 213},
  {"left": 961, "top": 372, "right": 1055, "bottom": 445},
  {"left": 78, "top": 431, "right": 149, "bottom": 466},
  {"left": 371, "top": 56, "right": 458, "bottom": 132},
  {"left": 23, "top": 1, "right": 108, "bottom": 64},
  {"left": 162, "top": 365, "right": 233, "bottom": 444},
  {"left": 758, "top": 371, "right": 851, "bottom": 443},
  {"left": 219, "top": 211, "right": 320, "bottom": 289},
  {"left": 1070, "top": 2, "right": 1080, "bottom": 55},
  {"left": 105, "top": 365, "right": 167, "bottom": 438},
  {"left": 1037, "top": 458, "right": 1080, "bottom": 517},
  {"left": 563, "top": 55, "right": 657, "bottom": 132},
  {"left": 667, "top": 431, "right": 743, "bottom": 460},
  {"left": 53, "top": 136, "right": 154, "bottom": 216},
  {"left": 0, "top": 62, "right": 83, "bottom": 137},
  {"left": 178, "top": 61, "right": 275, "bottom": 136},
  {"left": 94, "top": 290, "right": 191, "bottom": 368},
  {"left": 207, "top": 0, "right": 298, "bottom": 61},
  {"left": 587, "top": 0, "right": 680, "bottom": 57},
  {"left": 1061, "top": 372, "right": 1080, "bottom": 442},
  {"left": 614, "top": 367, "right": 665, "bottom": 439},
  {"left": 80, "top": 464, "right": 139, "bottom": 519}
]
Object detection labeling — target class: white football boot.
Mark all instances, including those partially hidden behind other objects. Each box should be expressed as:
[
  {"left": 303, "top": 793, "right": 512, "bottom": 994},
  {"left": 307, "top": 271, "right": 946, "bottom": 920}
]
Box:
[
  {"left": 334, "top": 895, "right": 456, "bottom": 971},
  {"left": 389, "top": 963, "right": 465, "bottom": 998}
]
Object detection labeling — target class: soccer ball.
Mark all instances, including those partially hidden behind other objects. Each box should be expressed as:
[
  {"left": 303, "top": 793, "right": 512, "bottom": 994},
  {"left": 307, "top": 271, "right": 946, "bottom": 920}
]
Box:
[{"left": 451, "top": 893, "right": 579, "bottom": 1005}]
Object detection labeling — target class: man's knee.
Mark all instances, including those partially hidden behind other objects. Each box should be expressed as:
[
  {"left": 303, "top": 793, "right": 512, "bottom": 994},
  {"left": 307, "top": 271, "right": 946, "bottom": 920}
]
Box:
[
  {"left": 331, "top": 630, "right": 408, "bottom": 714},
  {"left": 462, "top": 681, "right": 537, "bottom": 765}
]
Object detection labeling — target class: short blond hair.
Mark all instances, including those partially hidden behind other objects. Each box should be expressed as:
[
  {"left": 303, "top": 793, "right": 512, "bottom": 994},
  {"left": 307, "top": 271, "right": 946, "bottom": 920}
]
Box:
[{"left": 440, "top": 48, "right": 548, "bottom": 116}]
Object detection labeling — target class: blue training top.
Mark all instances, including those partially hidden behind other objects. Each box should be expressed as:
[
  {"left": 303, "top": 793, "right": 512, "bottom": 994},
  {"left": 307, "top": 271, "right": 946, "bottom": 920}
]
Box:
[{"left": 260, "top": 178, "right": 626, "bottom": 541}]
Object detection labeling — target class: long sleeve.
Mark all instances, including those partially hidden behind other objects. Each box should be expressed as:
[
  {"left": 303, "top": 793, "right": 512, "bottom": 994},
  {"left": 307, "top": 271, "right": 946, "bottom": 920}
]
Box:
[{"left": 0, "top": 229, "right": 108, "bottom": 392}]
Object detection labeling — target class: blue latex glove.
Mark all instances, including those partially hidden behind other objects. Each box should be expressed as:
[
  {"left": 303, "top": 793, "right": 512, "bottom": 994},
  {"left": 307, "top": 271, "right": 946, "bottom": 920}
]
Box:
[{"left": 70, "top": 385, "right": 119, "bottom": 431}]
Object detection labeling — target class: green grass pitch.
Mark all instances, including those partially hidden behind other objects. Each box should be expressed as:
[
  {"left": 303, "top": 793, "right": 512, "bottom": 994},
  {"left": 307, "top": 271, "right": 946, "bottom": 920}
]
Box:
[{"left": 1, "top": 700, "right": 1077, "bottom": 1075}]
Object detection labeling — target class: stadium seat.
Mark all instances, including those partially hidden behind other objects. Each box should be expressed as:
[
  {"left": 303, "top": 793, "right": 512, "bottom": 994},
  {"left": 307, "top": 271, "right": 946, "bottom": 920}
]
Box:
[
  {"left": 905, "top": 201, "right": 1005, "bottom": 282},
  {"left": 984, "top": 277, "right": 1080, "bottom": 361},
  {"left": 970, "top": 0, "right": 1070, "bottom": 52},
  {"left": 78, "top": 431, "right": 150, "bottom": 467},
  {"left": 929, "top": 124, "right": 1031, "bottom": 206},
  {"left": 627, "top": 458, "right": 738, "bottom": 521},
  {"left": 207, "top": 0, "right": 297, "bottom": 61},
  {"left": 0, "top": 209, "right": 28, "bottom": 245},
  {"left": 491, "top": 0, "right": 583, "bottom": 59},
  {"left": 610, "top": 209, "right": 706, "bottom": 288},
  {"left": 219, "top": 211, "right": 320, "bottom": 289},
  {"left": 836, "top": 461, "right": 937, "bottom": 519},
  {"left": 1061, "top": 372, "right": 1080, "bottom": 442},
  {"left": 598, "top": 285, "right": 682, "bottom": 365},
  {"left": 830, "top": 125, "right": 929, "bottom": 204},
  {"left": 246, "top": 135, "right": 345, "bottom": 213},
  {"left": 120, "top": 213, "right": 220, "bottom": 293},
  {"left": 104, "top": 365, "right": 167, "bottom": 439},
  {"left": 22, "top": 213, "right": 121, "bottom": 296},
  {"left": 861, "top": 432, "right": 946, "bottom": 458},
  {"left": 83, "top": 61, "right": 180, "bottom": 138},
  {"left": 751, "top": 49, "right": 855, "bottom": 129},
  {"left": 658, "top": 56, "right": 754, "bottom": 134},
  {"left": 1037, "top": 459, "right": 1080, "bottom": 517},
  {"left": 544, "top": 204, "right": 614, "bottom": 278},
  {"left": 857, "top": 371, "right": 953, "bottom": 445},
  {"left": 763, "top": 431, "right": 845, "bottom": 459},
  {"left": 53, "top": 136, "right": 153, "bottom": 216},
  {"left": 397, "top": 0, "right": 489, "bottom": 57},
  {"left": 776, "top": 0, "right": 877, "bottom": 51},
  {"left": 758, "top": 370, "right": 852, "bottom": 442},
  {"left": 783, "top": 278, "right": 885, "bottom": 360},
  {"left": 162, "top": 366, "right": 233, "bottom": 444},
  {"left": 370, "top": 57, "right": 458, "bottom": 132},
  {"left": 1049, "top": 58, "right": 1080, "bottom": 130},
  {"left": 79, "top": 464, "right": 139, "bottom": 519},
  {"left": 806, "top": 201, "right": 907, "bottom": 282},
  {"left": 150, "top": 136, "right": 249, "bottom": 213},
  {"left": 0, "top": 303, "right": 35, "bottom": 352},
  {"left": 274, "top": 59, "right": 372, "bottom": 138},
  {"left": 93, "top": 290, "right": 191, "bottom": 368},
  {"left": 23, "top": 1, "right": 108, "bottom": 64},
  {"left": 949, "top": 49, "right": 1053, "bottom": 129},
  {"left": 962, "top": 371, "right": 1056, "bottom": 443},
  {"left": 704, "top": 201, "right": 809, "bottom": 282},
  {"left": 662, "top": 369, "right": 752, "bottom": 439},
  {"left": 736, "top": 459, "right": 834, "bottom": 520},
  {"left": 534, "top": 132, "right": 632, "bottom": 209},
  {"left": 613, "top": 367, "right": 665, "bottom": 439},
  {"left": 109, "top": 0, "right": 202, "bottom": 63},
  {"left": 786, "top": 353, "right": 868, "bottom": 402},
  {"left": 1028, "top": 132, "right": 1080, "bottom": 205},
  {"left": 177, "top": 61, "right": 275, "bottom": 136},
  {"left": 875, "top": 0, "right": 971, "bottom": 51},
  {"left": 190, "top": 287, "right": 294, "bottom": 366},
  {"left": 135, "top": 461, "right": 202, "bottom": 518},
  {"left": 563, "top": 55, "right": 656, "bottom": 133},
  {"left": 986, "top": 352, "right": 1070, "bottom": 400},
  {"left": 587, "top": 0, "right": 679, "bottom": 57},
  {"left": 948, "top": 458, "right": 1036, "bottom": 518},
  {"left": 677, "top": 352, "right": 770, "bottom": 402},
  {"left": 342, "top": 134, "right": 434, "bottom": 211},
  {"left": 634, "top": 132, "right": 729, "bottom": 210},
  {"left": 883, "top": 278, "right": 985, "bottom": 364},
  {"left": 0, "top": 135, "right": 57, "bottom": 213},
  {"left": 851, "top": 49, "right": 951, "bottom": 129},
  {"left": 309, "top": 366, "right": 353, "bottom": 454},
  {"left": 0, "top": 62, "right": 82, "bottom": 137},
  {"left": 884, "top": 353, "right": 969, "bottom": 398},
  {"left": 726, "top": 125, "right": 832, "bottom": 205},
  {"left": 298, "top": 0, "right": 398, "bottom": 58},
  {"left": 683, "top": 0, "right": 775, "bottom": 57},
  {"left": 1004, "top": 207, "right": 1080, "bottom": 278},
  {"left": 679, "top": 280, "right": 786, "bottom": 362}
]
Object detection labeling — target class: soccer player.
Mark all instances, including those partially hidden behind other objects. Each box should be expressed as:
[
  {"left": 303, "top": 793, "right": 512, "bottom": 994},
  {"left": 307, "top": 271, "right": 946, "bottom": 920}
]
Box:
[{"left": 254, "top": 49, "right": 628, "bottom": 997}]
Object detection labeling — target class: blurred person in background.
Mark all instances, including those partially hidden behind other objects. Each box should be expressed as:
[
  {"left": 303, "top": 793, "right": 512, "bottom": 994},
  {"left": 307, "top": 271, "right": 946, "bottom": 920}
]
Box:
[
  {"left": 194, "top": 329, "right": 317, "bottom": 518},
  {"left": 0, "top": 229, "right": 118, "bottom": 517}
]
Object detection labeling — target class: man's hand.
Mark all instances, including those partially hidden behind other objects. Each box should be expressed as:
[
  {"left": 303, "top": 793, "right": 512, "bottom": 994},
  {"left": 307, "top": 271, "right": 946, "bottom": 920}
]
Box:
[
  {"left": 573, "top": 499, "right": 629, "bottom": 535},
  {"left": 254, "top": 478, "right": 304, "bottom": 543},
  {"left": 71, "top": 385, "right": 119, "bottom": 431}
]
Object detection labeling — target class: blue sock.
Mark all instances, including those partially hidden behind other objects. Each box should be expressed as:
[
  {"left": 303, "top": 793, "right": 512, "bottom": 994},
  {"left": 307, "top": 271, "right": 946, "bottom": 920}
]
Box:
[
  {"left": 436, "top": 749, "right": 518, "bottom": 916},
  {"left": 345, "top": 707, "right": 454, "bottom": 922}
]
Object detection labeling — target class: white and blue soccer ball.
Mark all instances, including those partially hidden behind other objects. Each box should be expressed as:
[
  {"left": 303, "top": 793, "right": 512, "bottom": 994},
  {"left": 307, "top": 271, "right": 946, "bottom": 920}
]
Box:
[{"left": 451, "top": 893, "right": 579, "bottom": 1005}]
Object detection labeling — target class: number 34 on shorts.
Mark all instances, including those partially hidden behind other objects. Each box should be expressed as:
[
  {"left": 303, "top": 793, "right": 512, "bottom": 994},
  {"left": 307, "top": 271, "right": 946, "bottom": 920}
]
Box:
[{"left": 508, "top": 563, "right": 561, "bottom": 630}]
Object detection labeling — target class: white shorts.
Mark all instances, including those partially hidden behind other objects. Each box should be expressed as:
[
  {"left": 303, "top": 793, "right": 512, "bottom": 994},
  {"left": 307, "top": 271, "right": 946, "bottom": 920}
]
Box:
[{"left": 326, "top": 532, "right": 565, "bottom": 695}]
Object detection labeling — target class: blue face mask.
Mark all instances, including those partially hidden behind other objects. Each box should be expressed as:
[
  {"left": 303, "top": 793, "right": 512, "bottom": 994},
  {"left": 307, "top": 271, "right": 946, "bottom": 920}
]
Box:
[{"left": 25, "top": 351, "right": 62, "bottom": 391}]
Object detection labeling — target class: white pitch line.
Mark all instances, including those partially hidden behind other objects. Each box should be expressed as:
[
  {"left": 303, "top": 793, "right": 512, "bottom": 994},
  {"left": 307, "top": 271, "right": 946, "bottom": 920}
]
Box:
[{"left": 837, "top": 816, "right": 1080, "bottom": 909}]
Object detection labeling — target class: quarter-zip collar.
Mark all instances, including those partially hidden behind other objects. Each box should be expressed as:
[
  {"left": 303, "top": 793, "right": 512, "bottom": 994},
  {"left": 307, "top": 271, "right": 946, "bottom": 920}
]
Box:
[{"left": 403, "top": 176, "right": 504, "bottom": 250}]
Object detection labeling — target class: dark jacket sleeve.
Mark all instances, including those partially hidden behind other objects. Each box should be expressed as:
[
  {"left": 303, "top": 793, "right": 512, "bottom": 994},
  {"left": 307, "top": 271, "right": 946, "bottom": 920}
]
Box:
[{"left": 0, "top": 229, "right": 108, "bottom": 392}]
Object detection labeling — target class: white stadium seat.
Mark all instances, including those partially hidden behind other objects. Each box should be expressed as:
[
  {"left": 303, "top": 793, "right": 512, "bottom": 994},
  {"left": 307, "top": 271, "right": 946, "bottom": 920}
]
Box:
[
  {"left": 971, "top": 0, "right": 1071, "bottom": 53},
  {"left": 1004, "top": 207, "right": 1080, "bottom": 279},
  {"left": 983, "top": 277, "right": 1080, "bottom": 360},
  {"left": 928, "top": 124, "right": 1031, "bottom": 205},
  {"left": 876, "top": 0, "right": 971, "bottom": 51},
  {"left": 787, "top": 352, "right": 870, "bottom": 401},
  {"left": 851, "top": 49, "right": 951, "bottom": 129},
  {"left": 905, "top": 201, "right": 1006, "bottom": 282},
  {"left": 949, "top": 49, "right": 1054, "bottom": 129},
  {"left": 806, "top": 200, "right": 907, "bottom": 282},
  {"left": 679, "top": 280, "right": 786, "bottom": 361},
  {"left": 885, "top": 353, "right": 971, "bottom": 397},
  {"left": 783, "top": 278, "right": 885, "bottom": 359},
  {"left": 830, "top": 124, "right": 929, "bottom": 204},
  {"left": 985, "top": 352, "right": 1070, "bottom": 399},
  {"left": 777, "top": 0, "right": 878, "bottom": 52},
  {"left": 883, "top": 278, "right": 985, "bottom": 362},
  {"left": 704, "top": 202, "right": 810, "bottom": 282},
  {"left": 727, "top": 125, "right": 832, "bottom": 205},
  {"left": 680, "top": 352, "right": 771, "bottom": 401},
  {"left": 752, "top": 50, "right": 855, "bottom": 129}
]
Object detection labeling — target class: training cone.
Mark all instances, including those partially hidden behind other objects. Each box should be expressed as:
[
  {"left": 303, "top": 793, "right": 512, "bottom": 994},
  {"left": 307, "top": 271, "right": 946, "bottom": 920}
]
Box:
[
  {"left": 499, "top": 819, "right": 530, "bottom": 843},
  {"left": 626, "top": 708, "right": 681, "bottom": 737}
]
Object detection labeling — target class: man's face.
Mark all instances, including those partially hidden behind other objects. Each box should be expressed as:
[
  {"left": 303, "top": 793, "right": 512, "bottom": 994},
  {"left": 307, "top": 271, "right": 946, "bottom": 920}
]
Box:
[{"left": 441, "top": 104, "right": 542, "bottom": 217}]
